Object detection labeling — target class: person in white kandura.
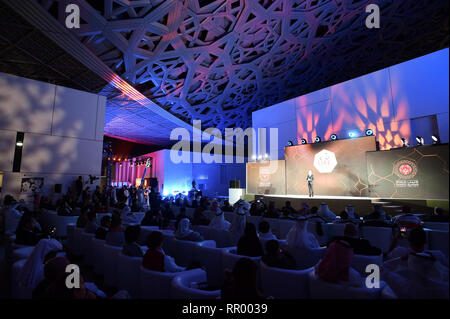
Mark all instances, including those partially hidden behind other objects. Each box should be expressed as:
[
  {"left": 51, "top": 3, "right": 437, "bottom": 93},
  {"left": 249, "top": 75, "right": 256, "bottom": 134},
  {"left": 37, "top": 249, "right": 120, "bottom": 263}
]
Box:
[
  {"left": 229, "top": 200, "right": 251, "bottom": 246},
  {"left": 286, "top": 217, "right": 320, "bottom": 250},
  {"left": 209, "top": 200, "right": 230, "bottom": 231},
  {"left": 318, "top": 202, "right": 337, "bottom": 222}
]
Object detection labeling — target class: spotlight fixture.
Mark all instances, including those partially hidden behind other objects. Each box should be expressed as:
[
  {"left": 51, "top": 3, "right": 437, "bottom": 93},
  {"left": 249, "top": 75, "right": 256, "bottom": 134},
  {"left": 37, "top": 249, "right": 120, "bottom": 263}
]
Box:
[
  {"left": 314, "top": 136, "right": 321, "bottom": 143},
  {"left": 258, "top": 155, "right": 262, "bottom": 160},
  {"left": 264, "top": 153, "right": 269, "bottom": 159},
  {"left": 365, "top": 129, "right": 374, "bottom": 136},
  {"left": 300, "top": 138, "right": 307, "bottom": 145},
  {"left": 431, "top": 135, "right": 441, "bottom": 145},
  {"left": 401, "top": 138, "right": 409, "bottom": 147},
  {"left": 348, "top": 131, "right": 358, "bottom": 138},
  {"left": 252, "top": 155, "right": 256, "bottom": 160},
  {"left": 330, "top": 134, "right": 338, "bottom": 141},
  {"left": 416, "top": 136, "right": 424, "bottom": 146},
  {"left": 287, "top": 140, "right": 294, "bottom": 146}
]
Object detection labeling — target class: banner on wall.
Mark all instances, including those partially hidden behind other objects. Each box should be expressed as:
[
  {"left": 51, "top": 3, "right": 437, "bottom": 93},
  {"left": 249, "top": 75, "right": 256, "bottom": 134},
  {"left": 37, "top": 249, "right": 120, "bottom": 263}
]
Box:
[
  {"left": 366, "top": 144, "right": 449, "bottom": 199},
  {"left": 285, "top": 136, "right": 376, "bottom": 196},
  {"left": 20, "top": 177, "right": 44, "bottom": 193}
]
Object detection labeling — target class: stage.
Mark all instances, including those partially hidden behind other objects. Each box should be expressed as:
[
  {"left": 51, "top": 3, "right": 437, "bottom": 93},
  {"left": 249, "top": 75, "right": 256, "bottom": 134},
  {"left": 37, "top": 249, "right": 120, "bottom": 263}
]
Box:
[{"left": 244, "top": 194, "right": 449, "bottom": 216}]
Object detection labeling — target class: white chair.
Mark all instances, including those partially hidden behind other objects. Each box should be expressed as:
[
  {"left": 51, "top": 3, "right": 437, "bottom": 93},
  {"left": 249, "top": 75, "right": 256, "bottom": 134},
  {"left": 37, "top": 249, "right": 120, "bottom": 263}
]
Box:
[
  {"left": 222, "top": 249, "right": 261, "bottom": 272},
  {"left": 308, "top": 269, "right": 387, "bottom": 299},
  {"left": 173, "top": 239, "right": 216, "bottom": 267},
  {"left": 117, "top": 253, "right": 142, "bottom": 298},
  {"left": 140, "top": 266, "right": 200, "bottom": 298},
  {"left": 208, "top": 228, "right": 233, "bottom": 248},
  {"left": 260, "top": 262, "right": 313, "bottom": 299},
  {"left": 351, "top": 254, "right": 383, "bottom": 276},
  {"left": 361, "top": 226, "right": 393, "bottom": 253},
  {"left": 287, "top": 246, "right": 326, "bottom": 270},
  {"left": 428, "top": 230, "right": 449, "bottom": 257},
  {"left": 92, "top": 238, "right": 106, "bottom": 275},
  {"left": 194, "top": 246, "right": 234, "bottom": 287},
  {"left": 171, "top": 268, "right": 220, "bottom": 299},
  {"left": 102, "top": 244, "right": 122, "bottom": 287}
]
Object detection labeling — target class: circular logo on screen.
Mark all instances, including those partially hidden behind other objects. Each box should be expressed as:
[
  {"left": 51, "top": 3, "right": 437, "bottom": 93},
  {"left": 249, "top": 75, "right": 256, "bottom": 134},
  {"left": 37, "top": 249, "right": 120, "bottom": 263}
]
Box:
[
  {"left": 394, "top": 159, "right": 417, "bottom": 179},
  {"left": 314, "top": 149, "right": 337, "bottom": 173}
]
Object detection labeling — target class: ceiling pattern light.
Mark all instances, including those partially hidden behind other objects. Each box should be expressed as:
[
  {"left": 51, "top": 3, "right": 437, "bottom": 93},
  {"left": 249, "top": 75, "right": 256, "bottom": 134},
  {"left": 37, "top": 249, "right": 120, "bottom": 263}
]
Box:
[{"left": 29, "top": 0, "right": 450, "bottom": 144}]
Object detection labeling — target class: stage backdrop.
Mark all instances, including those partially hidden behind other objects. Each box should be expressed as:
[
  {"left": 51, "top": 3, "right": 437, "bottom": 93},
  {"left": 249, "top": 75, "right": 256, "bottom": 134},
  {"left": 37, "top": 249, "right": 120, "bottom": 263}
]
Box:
[
  {"left": 246, "top": 160, "right": 286, "bottom": 195},
  {"left": 366, "top": 144, "right": 449, "bottom": 199},
  {"left": 285, "top": 136, "right": 376, "bottom": 196}
]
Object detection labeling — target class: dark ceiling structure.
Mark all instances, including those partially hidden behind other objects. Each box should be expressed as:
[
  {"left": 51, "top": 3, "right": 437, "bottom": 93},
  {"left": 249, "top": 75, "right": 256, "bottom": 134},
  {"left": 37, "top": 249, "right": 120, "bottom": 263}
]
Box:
[{"left": 0, "top": 0, "right": 448, "bottom": 146}]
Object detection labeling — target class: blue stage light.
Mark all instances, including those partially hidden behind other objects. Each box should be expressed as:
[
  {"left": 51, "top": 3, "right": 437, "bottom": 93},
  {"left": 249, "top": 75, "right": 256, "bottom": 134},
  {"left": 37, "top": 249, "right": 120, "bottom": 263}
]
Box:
[
  {"left": 348, "top": 131, "right": 358, "bottom": 138},
  {"left": 330, "top": 134, "right": 338, "bottom": 141},
  {"left": 314, "top": 136, "right": 321, "bottom": 143},
  {"left": 300, "top": 138, "right": 307, "bottom": 144},
  {"left": 365, "top": 129, "right": 374, "bottom": 136}
]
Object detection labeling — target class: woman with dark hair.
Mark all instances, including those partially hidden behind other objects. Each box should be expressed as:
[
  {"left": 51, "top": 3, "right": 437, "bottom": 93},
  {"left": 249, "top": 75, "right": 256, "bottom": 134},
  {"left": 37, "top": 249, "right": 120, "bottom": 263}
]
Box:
[
  {"left": 237, "top": 223, "right": 264, "bottom": 257},
  {"left": 222, "top": 258, "right": 264, "bottom": 299}
]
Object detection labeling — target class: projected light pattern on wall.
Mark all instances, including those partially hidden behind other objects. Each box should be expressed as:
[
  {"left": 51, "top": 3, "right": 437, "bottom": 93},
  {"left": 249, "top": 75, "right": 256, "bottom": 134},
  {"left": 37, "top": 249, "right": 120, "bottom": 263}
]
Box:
[
  {"left": 292, "top": 48, "right": 450, "bottom": 151},
  {"left": 33, "top": 0, "right": 449, "bottom": 145}
]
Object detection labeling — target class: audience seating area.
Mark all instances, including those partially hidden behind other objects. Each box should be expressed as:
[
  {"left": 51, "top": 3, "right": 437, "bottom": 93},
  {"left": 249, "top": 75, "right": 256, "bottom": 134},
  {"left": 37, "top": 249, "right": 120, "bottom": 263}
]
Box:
[{"left": 4, "top": 200, "right": 449, "bottom": 299}]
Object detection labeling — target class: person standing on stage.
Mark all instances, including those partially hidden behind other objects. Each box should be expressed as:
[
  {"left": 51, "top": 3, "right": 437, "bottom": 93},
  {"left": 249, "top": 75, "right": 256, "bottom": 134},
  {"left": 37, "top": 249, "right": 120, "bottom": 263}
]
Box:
[{"left": 306, "top": 170, "right": 314, "bottom": 197}]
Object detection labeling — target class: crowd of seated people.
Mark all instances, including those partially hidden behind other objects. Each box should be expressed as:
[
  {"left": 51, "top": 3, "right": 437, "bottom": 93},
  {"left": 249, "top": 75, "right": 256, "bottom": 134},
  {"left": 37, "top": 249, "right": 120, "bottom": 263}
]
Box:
[{"left": 2, "top": 178, "right": 449, "bottom": 300}]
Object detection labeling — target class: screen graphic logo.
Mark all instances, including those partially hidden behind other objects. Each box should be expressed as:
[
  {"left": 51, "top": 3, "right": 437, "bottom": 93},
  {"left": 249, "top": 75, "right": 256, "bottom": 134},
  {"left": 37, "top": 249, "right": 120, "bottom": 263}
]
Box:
[
  {"left": 314, "top": 150, "right": 337, "bottom": 173},
  {"left": 394, "top": 159, "right": 418, "bottom": 179}
]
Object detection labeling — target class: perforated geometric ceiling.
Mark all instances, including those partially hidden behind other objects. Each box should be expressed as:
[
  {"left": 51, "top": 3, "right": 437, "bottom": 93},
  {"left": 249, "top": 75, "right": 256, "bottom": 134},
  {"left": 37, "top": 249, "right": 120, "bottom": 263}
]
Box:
[{"left": 6, "top": 0, "right": 450, "bottom": 145}]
